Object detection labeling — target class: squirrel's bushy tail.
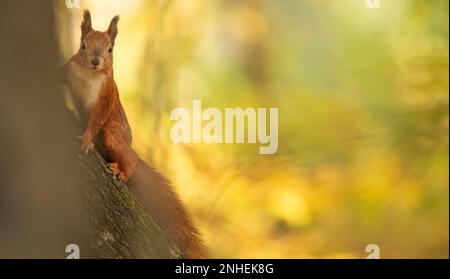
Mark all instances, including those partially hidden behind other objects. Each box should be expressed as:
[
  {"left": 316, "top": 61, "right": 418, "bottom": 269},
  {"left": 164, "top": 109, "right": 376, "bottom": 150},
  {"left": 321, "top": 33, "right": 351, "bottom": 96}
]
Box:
[{"left": 127, "top": 156, "right": 206, "bottom": 259}]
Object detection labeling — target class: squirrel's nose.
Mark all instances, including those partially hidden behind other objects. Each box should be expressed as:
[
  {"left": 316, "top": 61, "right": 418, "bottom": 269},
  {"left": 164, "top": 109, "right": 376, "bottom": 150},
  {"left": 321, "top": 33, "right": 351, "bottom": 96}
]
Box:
[{"left": 91, "top": 58, "right": 100, "bottom": 66}]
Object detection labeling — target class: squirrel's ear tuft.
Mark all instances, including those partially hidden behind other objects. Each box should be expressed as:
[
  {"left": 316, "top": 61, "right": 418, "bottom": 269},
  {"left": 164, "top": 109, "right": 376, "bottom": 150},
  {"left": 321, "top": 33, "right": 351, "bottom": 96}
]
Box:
[
  {"left": 81, "top": 10, "right": 93, "bottom": 40},
  {"left": 107, "top": 15, "right": 120, "bottom": 46}
]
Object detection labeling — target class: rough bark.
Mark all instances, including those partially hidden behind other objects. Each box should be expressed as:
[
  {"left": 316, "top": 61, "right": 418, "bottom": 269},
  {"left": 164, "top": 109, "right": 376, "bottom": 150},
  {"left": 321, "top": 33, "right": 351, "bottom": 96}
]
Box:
[
  {"left": 79, "top": 148, "right": 181, "bottom": 259},
  {"left": 0, "top": 0, "right": 181, "bottom": 259}
]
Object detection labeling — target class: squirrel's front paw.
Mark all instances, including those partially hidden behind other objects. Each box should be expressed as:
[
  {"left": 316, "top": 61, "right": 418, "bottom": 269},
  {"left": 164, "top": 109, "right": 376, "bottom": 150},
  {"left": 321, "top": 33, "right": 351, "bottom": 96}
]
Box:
[{"left": 79, "top": 132, "right": 94, "bottom": 154}]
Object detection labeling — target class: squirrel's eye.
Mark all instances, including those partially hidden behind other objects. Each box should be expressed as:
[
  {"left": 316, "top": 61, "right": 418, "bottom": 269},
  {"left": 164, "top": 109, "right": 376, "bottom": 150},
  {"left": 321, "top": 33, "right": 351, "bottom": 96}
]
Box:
[
  {"left": 108, "top": 47, "right": 113, "bottom": 53},
  {"left": 81, "top": 42, "right": 86, "bottom": 50}
]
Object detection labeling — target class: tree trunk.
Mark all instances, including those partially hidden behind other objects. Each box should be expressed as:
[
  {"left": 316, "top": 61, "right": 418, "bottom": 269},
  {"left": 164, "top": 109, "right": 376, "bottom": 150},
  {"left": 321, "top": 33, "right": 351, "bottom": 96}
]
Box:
[
  {"left": 0, "top": 0, "right": 181, "bottom": 259},
  {"left": 79, "top": 147, "right": 181, "bottom": 259}
]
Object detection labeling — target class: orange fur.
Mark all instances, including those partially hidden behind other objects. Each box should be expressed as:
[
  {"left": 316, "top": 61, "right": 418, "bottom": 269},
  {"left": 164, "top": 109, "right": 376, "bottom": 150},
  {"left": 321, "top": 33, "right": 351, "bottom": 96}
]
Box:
[{"left": 63, "top": 10, "right": 206, "bottom": 258}]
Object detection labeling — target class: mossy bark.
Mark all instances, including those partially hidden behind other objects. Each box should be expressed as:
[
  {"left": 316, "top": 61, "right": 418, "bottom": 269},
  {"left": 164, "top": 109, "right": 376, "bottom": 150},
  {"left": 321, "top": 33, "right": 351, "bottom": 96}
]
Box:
[
  {"left": 0, "top": 0, "right": 181, "bottom": 258},
  {"left": 78, "top": 149, "right": 181, "bottom": 259}
]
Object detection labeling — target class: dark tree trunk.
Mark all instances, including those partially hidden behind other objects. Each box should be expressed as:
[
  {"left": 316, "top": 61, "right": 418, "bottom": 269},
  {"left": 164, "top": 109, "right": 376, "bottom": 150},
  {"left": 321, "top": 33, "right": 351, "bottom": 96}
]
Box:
[
  {"left": 0, "top": 0, "right": 180, "bottom": 259},
  {"left": 79, "top": 148, "right": 181, "bottom": 258}
]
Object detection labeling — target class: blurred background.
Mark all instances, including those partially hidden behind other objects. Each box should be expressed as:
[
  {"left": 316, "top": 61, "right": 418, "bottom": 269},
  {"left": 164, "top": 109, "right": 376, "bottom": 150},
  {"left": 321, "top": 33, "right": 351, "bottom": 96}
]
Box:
[{"left": 56, "top": 0, "right": 448, "bottom": 258}]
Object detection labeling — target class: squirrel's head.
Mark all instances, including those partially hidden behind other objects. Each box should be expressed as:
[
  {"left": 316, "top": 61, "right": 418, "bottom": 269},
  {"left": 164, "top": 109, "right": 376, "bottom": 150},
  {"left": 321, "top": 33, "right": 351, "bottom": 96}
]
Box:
[{"left": 76, "top": 10, "right": 119, "bottom": 71}]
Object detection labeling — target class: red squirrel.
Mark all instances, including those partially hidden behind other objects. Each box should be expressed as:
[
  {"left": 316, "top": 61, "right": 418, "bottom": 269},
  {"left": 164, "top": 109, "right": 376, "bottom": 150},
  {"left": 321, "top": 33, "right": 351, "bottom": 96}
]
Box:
[{"left": 63, "top": 10, "right": 205, "bottom": 258}]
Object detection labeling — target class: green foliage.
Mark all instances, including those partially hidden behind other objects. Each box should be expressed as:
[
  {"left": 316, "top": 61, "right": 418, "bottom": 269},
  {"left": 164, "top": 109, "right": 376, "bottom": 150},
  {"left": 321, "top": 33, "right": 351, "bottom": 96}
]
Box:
[{"left": 61, "top": 0, "right": 449, "bottom": 258}]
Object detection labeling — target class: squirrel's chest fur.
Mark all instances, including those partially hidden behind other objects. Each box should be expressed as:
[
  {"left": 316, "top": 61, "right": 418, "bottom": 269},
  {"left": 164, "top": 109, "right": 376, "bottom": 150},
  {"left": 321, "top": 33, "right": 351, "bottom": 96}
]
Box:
[{"left": 66, "top": 60, "right": 107, "bottom": 114}]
